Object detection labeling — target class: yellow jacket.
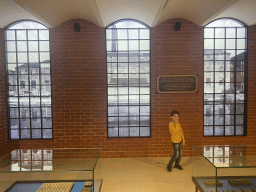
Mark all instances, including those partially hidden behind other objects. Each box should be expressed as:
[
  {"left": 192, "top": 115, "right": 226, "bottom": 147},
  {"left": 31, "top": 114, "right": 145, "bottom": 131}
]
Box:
[{"left": 169, "top": 122, "right": 185, "bottom": 144}]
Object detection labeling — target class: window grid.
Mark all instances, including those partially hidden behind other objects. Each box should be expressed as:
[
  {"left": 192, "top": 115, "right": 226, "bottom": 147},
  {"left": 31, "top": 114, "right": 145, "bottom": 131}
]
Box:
[
  {"left": 204, "top": 20, "right": 247, "bottom": 137},
  {"left": 106, "top": 20, "right": 150, "bottom": 138},
  {"left": 5, "top": 21, "right": 52, "bottom": 140}
]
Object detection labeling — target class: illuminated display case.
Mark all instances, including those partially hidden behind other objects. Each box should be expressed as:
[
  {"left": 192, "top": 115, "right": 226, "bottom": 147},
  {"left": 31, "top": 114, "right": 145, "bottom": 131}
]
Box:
[
  {"left": 192, "top": 145, "right": 256, "bottom": 192},
  {"left": 0, "top": 148, "right": 102, "bottom": 192}
]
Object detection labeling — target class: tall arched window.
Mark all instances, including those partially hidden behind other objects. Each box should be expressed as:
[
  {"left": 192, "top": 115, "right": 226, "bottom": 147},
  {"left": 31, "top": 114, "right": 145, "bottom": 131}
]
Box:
[
  {"left": 106, "top": 20, "right": 150, "bottom": 137},
  {"left": 204, "top": 18, "right": 247, "bottom": 136},
  {"left": 5, "top": 20, "right": 52, "bottom": 140}
]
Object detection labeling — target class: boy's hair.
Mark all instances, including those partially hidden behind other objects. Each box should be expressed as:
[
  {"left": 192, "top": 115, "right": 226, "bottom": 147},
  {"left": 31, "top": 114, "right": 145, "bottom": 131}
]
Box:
[{"left": 171, "top": 110, "right": 179, "bottom": 117}]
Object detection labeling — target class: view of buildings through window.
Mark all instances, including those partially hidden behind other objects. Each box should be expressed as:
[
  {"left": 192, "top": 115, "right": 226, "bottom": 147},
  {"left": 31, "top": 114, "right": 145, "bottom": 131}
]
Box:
[
  {"left": 5, "top": 21, "right": 52, "bottom": 139},
  {"left": 204, "top": 18, "right": 247, "bottom": 136},
  {"left": 106, "top": 20, "right": 150, "bottom": 137}
]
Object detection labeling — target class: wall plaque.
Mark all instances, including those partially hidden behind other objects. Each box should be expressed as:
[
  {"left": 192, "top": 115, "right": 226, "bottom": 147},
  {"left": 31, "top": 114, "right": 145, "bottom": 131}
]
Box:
[{"left": 157, "top": 75, "right": 198, "bottom": 93}]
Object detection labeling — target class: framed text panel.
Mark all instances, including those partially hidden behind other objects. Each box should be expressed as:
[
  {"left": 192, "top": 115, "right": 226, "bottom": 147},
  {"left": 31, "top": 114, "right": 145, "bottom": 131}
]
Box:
[{"left": 157, "top": 75, "right": 198, "bottom": 93}]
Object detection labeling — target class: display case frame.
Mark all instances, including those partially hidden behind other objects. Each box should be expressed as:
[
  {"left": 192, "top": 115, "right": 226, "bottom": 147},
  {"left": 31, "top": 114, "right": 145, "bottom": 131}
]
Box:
[
  {"left": 0, "top": 148, "right": 102, "bottom": 192},
  {"left": 192, "top": 145, "right": 256, "bottom": 192}
]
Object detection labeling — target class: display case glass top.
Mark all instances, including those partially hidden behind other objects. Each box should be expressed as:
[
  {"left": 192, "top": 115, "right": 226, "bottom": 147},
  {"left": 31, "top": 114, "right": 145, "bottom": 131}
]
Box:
[
  {"left": 193, "top": 145, "right": 256, "bottom": 168},
  {"left": 0, "top": 148, "right": 101, "bottom": 172},
  {"left": 192, "top": 145, "right": 256, "bottom": 192}
]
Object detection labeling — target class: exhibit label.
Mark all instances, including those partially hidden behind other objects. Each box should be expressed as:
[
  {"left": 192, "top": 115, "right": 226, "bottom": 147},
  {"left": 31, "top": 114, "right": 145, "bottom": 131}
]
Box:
[{"left": 157, "top": 75, "right": 198, "bottom": 93}]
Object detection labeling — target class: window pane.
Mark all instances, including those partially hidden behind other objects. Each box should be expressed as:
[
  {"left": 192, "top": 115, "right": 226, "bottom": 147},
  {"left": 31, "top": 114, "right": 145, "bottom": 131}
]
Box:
[
  {"left": 119, "top": 117, "right": 128, "bottom": 126},
  {"left": 225, "top": 115, "right": 234, "bottom": 125},
  {"left": 43, "top": 129, "right": 52, "bottom": 138},
  {"left": 215, "top": 115, "right": 224, "bottom": 125},
  {"left": 225, "top": 104, "right": 234, "bottom": 114},
  {"left": 39, "top": 41, "right": 49, "bottom": 51},
  {"left": 204, "top": 61, "right": 214, "bottom": 71},
  {"left": 214, "top": 126, "right": 224, "bottom": 136},
  {"left": 204, "top": 28, "right": 214, "bottom": 38},
  {"left": 28, "top": 30, "right": 38, "bottom": 40},
  {"left": 225, "top": 126, "right": 234, "bottom": 135},
  {"left": 39, "top": 30, "right": 49, "bottom": 40},
  {"left": 6, "top": 30, "right": 15, "bottom": 40},
  {"left": 226, "top": 39, "right": 235, "bottom": 49},
  {"left": 118, "top": 40, "right": 128, "bottom": 51},
  {"left": 204, "top": 126, "right": 213, "bottom": 136},
  {"left": 119, "top": 128, "right": 129, "bottom": 137},
  {"left": 17, "top": 30, "right": 26, "bottom": 40},
  {"left": 108, "top": 128, "right": 118, "bottom": 137},
  {"left": 204, "top": 116, "right": 213, "bottom": 125},
  {"left": 204, "top": 39, "right": 214, "bottom": 49},
  {"left": 129, "top": 29, "right": 138, "bottom": 39},
  {"left": 130, "top": 116, "right": 139, "bottom": 126},
  {"left": 11, "top": 130, "right": 19, "bottom": 139},
  {"left": 20, "top": 119, "right": 30, "bottom": 128},
  {"left": 140, "top": 127, "right": 150, "bottom": 136},
  {"left": 215, "top": 105, "right": 224, "bottom": 114},
  {"left": 21, "top": 129, "right": 30, "bottom": 139},
  {"left": 32, "top": 129, "right": 41, "bottom": 138},
  {"left": 140, "top": 40, "right": 149, "bottom": 50},
  {"left": 129, "top": 40, "right": 138, "bottom": 51},
  {"left": 117, "top": 29, "right": 127, "bottom": 39},
  {"left": 119, "top": 106, "right": 128, "bottom": 116},
  {"left": 237, "top": 28, "right": 246, "bottom": 38},
  {"left": 10, "top": 119, "right": 19, "bottom": 129},
  {"left": 226, "top": 28, "right": 235, "bottom": 38},
  {"left": 130, "top": 127, "right": 139, "bottom": 137},
  {"left": 236, "top": 126, "right": 244, "bottom": 135},
  {"left": 215, "top": 28, "right": 225, "bottom": 38},
  {"left": 215, "top": 39, "right": 225, "bottom": 49},
  {"left": 140, "top": 116, "right": 150, "bottom": 126}
]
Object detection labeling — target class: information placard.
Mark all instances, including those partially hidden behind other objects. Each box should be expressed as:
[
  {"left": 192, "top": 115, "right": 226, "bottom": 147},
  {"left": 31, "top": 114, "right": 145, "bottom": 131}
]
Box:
[{"left": 157, "top": 75, "right": 198, "bottom": 93}]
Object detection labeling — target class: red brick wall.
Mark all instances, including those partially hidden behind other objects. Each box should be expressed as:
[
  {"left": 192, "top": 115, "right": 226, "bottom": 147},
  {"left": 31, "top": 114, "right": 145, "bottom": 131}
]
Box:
[
  {"left": 2, "top": 19, "right": 256, "bottom": 158},
  {"left": 247, "top": 25, "right": 256, "bottom": 144},
  {"left": 0, "top": 28, "right": 8, "bottom": 157},
  {"left": 151, "top": 19, "right": 204, "bottom": 157}
]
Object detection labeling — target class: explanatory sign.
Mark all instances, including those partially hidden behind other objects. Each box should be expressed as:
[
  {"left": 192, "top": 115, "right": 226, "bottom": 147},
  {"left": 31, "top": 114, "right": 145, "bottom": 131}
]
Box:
[{"left": 157, "top": 75, "right": 198, "bottom": 93}]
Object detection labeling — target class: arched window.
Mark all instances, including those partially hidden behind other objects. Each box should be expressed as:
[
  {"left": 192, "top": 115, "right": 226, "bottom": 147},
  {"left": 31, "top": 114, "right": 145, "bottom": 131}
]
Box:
[
  {"left": 204, "top": 18, "right": 247, "bottom": 136},
  {"left": 106, "top": 20, "right": 150, "bottom": 137},
  {"left": 5, "top": 20, "right": 52, "bottom": 139}
]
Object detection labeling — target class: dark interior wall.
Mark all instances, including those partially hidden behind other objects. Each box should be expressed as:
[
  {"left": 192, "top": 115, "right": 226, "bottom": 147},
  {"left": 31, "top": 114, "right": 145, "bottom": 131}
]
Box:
[{"left": 1, "top": 19, "right": 256, "bottom": 158}]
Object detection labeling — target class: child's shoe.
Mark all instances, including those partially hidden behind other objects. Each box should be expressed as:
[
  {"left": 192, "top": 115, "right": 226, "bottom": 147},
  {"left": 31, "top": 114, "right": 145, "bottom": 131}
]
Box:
[
  {"left": 167, "top": 165, "right": 172, "bottom": 172},
  {"left": 174, "top": 164, "right": 183, "bottom": 170}
]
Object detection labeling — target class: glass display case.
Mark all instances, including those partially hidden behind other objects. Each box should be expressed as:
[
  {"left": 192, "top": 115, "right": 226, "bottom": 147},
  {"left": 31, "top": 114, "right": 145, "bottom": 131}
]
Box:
[
  {"left": 0, "top": 148, "right": 102, "bottom": 192},
  {"left": 192, "top": 145, "right": 256, "bottom": 192}
]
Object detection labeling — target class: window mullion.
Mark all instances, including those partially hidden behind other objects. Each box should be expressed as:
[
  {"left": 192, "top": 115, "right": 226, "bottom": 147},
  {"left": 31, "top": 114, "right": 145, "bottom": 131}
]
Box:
[
  {"left": 213, "top": 27, "right": 216, "bottom": 136},
  {"left": 224, "top": 27, "right": 226, "bottom": 136},
  {"left": 15, "top": 29, "right": 22, "bottom": 140},
  {"left": 234, "top": 27, "right": 237, "bottom": 136}
]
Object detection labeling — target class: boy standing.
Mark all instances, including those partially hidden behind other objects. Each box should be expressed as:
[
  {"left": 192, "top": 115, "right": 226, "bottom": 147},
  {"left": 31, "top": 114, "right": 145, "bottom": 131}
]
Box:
[{"left": 167, "top": 110, "right": 185, "bottom": 172}]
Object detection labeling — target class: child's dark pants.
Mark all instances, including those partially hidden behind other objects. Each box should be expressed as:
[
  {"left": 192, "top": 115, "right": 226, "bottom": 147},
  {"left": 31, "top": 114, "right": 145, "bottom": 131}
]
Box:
[{"left": 167, "top": 141, "right": 182, "bottom": 166}]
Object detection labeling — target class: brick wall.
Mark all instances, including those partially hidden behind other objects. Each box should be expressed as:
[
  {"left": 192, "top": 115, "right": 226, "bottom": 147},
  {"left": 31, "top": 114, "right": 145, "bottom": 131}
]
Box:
[
  {"left": 151, "top": 18, "right": 204, "bottom": 157},
  {"left": 0, "top": 28, "right": 8, "bottom": 157},
  {"left": 2, "top": 19, "right": 256, "bottom": 158},
  {"left": 247, "top": 25, "right": 256, "bottom": 144}
]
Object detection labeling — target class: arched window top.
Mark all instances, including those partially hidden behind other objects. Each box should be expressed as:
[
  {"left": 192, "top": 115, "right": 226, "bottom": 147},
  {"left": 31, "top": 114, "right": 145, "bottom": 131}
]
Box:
[
  {"left": 205, "top": 18, "right": 246, "bottom": 28},
  {"left": 107, "top": 19, "right": 148, "bottom": 29},
  {"left": 7, "top": 20, "right": 48, "bottom": 29}
]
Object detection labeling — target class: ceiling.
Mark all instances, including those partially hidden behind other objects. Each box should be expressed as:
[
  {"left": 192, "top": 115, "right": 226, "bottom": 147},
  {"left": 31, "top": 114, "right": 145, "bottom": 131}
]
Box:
[{"left": 1, "top": 0, "right": 256, "bottom": 29}]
